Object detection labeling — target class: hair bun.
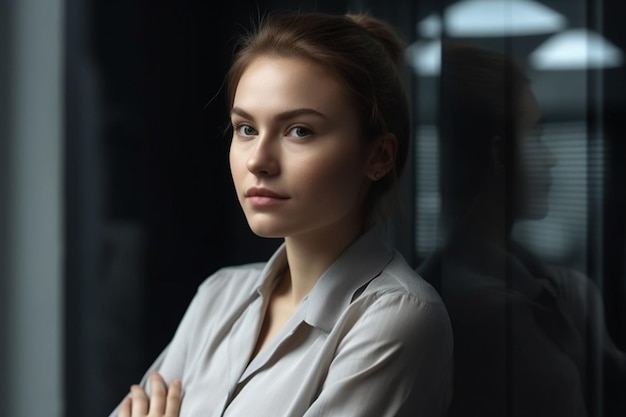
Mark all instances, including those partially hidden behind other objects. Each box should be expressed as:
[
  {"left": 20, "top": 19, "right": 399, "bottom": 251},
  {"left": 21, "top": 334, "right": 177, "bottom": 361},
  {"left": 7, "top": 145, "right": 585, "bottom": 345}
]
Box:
[{"left": 346, "top": 14, "right": 405, "bottom": 68}]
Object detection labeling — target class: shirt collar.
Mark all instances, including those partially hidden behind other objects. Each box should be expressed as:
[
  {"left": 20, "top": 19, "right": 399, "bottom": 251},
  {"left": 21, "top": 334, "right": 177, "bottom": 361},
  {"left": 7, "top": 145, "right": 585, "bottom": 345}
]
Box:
[
  {"left": 254, "top": 227, "right": 394, "bottom": 333},
  {"left": 255, "top": 244, "right": 289, "bottom": 298},
  {"left": 303, "top": 227, "right": 394, "bottom": 332}
]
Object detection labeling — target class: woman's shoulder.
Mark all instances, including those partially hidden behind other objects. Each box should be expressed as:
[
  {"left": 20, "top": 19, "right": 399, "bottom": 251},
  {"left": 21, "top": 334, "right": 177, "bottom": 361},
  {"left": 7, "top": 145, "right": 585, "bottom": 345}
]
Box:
[
  {"left": 166, "top": 262, "right": 271, "bottom": 335},
  {"left": 364, "top": 250, "right": 446, "bottom": 308},
  {"left": 342, "top": 250, "right": 453, "bottom": 358},
  {"left": 193, "top": 261, "right": 268, "bottom": 303},
  {"left": 347, "top": 250, "right": 451, "bottom": 340}
]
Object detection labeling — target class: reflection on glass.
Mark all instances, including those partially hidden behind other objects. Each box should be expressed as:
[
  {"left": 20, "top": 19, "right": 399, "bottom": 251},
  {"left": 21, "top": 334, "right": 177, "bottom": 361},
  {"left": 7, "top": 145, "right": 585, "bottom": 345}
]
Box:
[
  {"left": 417, "top": 41, "right": 626, "bottom": 417},
  {"left": 416, "top": 0, "right": 566, "bottom": 38},
  {"left": 530, "top": 28, "right": 625, "bottom": 70}
]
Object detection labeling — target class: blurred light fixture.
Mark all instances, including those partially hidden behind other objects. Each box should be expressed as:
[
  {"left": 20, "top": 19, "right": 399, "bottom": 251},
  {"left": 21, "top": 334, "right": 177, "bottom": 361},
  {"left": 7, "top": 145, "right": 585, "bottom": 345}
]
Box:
[
  {"left": 530, "top": 28, "right": 624, "bottom": 70},
  {"left": 418, "top": 0, "right": 566, "bottom": 38},
  {"left": 406, "top": 40, "right": 441, "bottom": 76},
  {"left": 418, "top": 14, "right": 443, "bottom": 38}
]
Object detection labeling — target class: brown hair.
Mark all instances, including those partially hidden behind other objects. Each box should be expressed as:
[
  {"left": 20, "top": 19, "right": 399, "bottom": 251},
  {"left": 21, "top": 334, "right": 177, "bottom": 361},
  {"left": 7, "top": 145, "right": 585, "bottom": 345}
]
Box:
[{"left": 225, "top": 12, "right": 411, "bottom": 223}]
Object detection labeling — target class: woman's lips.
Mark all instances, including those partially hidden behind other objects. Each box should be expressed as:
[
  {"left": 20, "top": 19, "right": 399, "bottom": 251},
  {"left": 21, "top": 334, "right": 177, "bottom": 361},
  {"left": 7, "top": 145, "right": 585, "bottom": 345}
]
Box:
[{"left": 245, "top": 187, "right": 289, "bottom": 208}]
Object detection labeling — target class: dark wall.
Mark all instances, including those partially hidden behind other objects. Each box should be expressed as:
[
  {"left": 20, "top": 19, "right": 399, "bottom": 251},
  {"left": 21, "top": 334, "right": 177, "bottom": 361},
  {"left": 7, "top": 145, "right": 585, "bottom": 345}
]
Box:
[{"left": 601, "top": 0, "right": 626, "bottom": 350}]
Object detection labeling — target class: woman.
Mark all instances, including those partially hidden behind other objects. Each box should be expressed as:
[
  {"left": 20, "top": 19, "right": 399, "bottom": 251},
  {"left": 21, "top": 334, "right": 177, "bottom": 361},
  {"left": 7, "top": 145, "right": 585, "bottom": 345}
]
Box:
[{"left": 112, "top": 12, "right": 452, "bottom": 417}]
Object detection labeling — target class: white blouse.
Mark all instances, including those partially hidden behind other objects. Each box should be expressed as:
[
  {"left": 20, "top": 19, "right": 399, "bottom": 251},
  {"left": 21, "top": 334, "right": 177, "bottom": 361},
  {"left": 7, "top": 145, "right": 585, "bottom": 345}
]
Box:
[{"left": 109, "top": 229, "right": 453, "bottom": 417}]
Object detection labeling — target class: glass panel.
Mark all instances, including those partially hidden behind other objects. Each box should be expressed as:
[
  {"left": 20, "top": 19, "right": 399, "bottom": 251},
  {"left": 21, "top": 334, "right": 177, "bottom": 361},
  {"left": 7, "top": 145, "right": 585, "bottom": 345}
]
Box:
[{"left": 403, "top": 0, "right": 626, "bottom": 416}]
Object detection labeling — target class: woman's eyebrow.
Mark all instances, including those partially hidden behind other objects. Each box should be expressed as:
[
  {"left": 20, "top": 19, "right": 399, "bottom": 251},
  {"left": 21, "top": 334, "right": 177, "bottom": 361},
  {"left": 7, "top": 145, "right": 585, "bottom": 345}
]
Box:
[
  {"left": 274, "top": 108, "right": 330, "bottom": 121},
  {"left": 230, "top": 107, "right": 329, "bottom": 121},
  {"left": 230, "top": 107, "right": 254, "bottom": 119}
]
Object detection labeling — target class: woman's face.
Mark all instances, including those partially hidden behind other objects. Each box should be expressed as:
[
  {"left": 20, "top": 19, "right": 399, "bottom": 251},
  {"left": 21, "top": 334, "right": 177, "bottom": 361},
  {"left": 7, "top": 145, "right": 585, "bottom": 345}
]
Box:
[
  {"left": 229, "top": 56, "right": 372, "bottom": 240},
  {"left": 513, "top": 85, "right": 556, "bottom": 220}
]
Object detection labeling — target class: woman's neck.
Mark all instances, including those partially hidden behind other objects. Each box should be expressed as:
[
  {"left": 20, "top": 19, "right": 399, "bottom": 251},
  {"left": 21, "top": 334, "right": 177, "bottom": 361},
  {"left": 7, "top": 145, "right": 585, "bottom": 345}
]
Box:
[{"left": 282, "top": 217, "right": 365, "bottom": 305}]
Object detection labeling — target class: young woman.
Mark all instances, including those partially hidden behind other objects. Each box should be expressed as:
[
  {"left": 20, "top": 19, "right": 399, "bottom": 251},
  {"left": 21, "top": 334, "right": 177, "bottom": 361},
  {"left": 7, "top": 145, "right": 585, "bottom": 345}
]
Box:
[{"left": 112, "top": 12, "right": 452, "bottom": 417}]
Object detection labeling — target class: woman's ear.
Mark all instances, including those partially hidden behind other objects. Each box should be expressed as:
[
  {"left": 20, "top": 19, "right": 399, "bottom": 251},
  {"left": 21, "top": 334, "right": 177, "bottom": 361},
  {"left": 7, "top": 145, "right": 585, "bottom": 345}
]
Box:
[{"left": 365, "top": 133, "right": 398, "bottom": 181}]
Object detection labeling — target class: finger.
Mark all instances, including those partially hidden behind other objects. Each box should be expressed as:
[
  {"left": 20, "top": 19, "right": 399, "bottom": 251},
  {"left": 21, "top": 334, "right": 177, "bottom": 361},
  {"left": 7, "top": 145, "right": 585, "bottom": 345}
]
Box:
[
  {"left": 117, "top": 395, "right": 132, "bottom": 417},
  {"left": 131, "top": 385, "right": 149, "bottom": 416},
  {"left": 164, "top": 380, "right": 182, "bottom": 417},
  {"left": 148, "top": 372, "right": 167, "bottom": 415}
]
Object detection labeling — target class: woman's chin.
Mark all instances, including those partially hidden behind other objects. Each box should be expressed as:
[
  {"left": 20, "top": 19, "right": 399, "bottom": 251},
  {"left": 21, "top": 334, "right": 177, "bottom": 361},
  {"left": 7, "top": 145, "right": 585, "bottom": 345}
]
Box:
[
  {"left": 246, "top": 223, "right": 287, "bottom": 239},
  {"left": 518, "top": 202, "right": 550, "bottom": 221}
]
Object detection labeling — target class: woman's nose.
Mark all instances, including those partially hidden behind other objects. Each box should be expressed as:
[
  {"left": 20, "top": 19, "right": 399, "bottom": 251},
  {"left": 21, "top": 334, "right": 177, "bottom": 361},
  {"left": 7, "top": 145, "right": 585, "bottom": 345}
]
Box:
[{"left": 246, "top": 135, "right": 280, "bottom": 177}]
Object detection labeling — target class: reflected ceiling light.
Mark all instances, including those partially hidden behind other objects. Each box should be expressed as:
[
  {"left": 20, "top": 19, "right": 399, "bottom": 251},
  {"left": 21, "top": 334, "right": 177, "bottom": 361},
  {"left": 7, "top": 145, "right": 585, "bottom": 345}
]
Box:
[
  {"left": 406, "top": 40, "right": 441, "bottom": 76},
  {"left": 418, "top": 0, "right": 566, "bottom": 38},
  {"left": 418, "top": 14, "right": 443, "bottom": 38},
  {"left": 530, "top": 28, "right": 624, "bottom": 70}
]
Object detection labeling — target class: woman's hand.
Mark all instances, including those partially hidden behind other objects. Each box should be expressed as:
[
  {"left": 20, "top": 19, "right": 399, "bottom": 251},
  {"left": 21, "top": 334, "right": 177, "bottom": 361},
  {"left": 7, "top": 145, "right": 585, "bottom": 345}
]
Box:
[{"left": 118, "top": 372, "right": 182, "bottom": 417}]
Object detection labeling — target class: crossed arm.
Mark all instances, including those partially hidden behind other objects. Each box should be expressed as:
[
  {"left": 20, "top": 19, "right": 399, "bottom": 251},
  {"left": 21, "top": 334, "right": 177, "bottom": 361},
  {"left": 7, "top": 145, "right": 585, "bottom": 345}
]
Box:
[{"left": 118, "top": 373, "right": 182, "bottom": 417}]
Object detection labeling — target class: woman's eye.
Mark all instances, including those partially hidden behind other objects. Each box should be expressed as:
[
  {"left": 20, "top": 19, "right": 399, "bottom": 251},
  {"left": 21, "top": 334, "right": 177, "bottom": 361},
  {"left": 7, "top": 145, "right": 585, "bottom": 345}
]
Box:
[
  {"left": 235, "top": 124, "right": 257, "bottom": 136},
  {"left": 287, "top": 126, "right": 312, "bottom": 138}
]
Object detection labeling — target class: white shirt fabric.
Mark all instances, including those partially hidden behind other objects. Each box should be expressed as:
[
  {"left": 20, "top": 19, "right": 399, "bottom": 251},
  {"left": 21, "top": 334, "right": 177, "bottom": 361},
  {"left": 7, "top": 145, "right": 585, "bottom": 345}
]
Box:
[{"left": 109, "top": 229, "right": 453, "bottom": 417}]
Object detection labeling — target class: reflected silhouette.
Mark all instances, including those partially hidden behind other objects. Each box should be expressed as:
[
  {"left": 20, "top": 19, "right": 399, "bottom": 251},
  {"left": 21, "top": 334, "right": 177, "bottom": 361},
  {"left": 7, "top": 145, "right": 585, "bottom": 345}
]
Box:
[{"left": 418, "top": 42, "right": 626, "bottom": 417}]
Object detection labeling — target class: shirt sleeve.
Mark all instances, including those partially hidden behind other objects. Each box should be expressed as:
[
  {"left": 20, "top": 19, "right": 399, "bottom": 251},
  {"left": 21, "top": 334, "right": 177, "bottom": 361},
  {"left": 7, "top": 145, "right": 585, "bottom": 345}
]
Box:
[
  {"left": 107, "top": 283, "right": 207, "bottom": 417},
  {"left": 302, "top": 292, "right": 453, "bottom": 417}
]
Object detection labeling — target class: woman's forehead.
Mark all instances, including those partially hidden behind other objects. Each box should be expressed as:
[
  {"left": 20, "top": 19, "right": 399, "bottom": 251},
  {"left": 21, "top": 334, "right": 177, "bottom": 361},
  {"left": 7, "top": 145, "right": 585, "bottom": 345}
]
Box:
[{"left": 232, "top": 56, "right": 353, "bottom": 117}]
